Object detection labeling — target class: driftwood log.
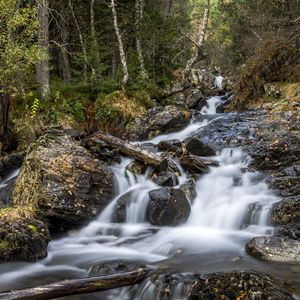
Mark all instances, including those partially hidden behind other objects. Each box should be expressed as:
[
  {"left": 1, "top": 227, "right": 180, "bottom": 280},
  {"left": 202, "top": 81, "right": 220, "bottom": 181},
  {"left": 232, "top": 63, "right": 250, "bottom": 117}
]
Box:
[
  {"left": 91, "top": 131, "right": 162, "bottom": 166},
  {"left": 0, "top": 268, "right": 151, "bottom": 300},
  {"left": 91, "top": 131, "right": 218, "bottom": 172}
]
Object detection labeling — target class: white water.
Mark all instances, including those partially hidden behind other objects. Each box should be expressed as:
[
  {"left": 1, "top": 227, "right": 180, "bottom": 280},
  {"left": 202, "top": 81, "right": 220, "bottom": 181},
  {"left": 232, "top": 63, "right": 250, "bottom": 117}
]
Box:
[
  {"left": 0, "top": 96, "right": 279, "bottom": 294},
  {"left": 214, "top": 75, "right": 223, "bottom": 89},
  {"left": 0, "top": 168, "right": 20, "bottom": 189}
]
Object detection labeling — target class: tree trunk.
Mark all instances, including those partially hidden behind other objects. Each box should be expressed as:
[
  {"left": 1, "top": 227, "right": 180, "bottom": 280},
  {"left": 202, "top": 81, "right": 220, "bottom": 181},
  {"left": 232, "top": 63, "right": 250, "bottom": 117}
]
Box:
[
  {"left": 0, "top": 94, "right": 10, "bottom": 140},
  {"left": 59, "top": 19, "right": 72, "bottom": 83},
  {"left": 91, "top": 0, "right": 100, "bottom": 81},
  {"left": 36, "top": 0, "right": 50, "bottom": 100},
  {"left": 69, "top": 0, "right": 95, "bottom": 82},
  {"left": 135, "top": 0, "right": 148, "bottom": 79},
  {"left": 90, "top": 131, "right": 218, "bottom": 171},
  {"left": 111, "top": 0, "right": 129, "bottom": 87},
  {"left": 0, "top": 268, "right": 150, "bottom": 300},
  {"left": 164, "top": 0, "right": 174, "bottom": 18},
  {"left": 183, "top": 0, "right": 210, "bottom": 86}
]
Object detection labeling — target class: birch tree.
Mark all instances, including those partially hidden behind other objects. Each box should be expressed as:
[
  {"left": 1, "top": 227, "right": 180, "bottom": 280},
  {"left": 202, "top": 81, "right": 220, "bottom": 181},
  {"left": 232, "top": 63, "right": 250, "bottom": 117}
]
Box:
[
  {"left": 36, "top": 0, "right": 50, "bottom": 100},
  {"left": 183, "top": 0, "right": 210, "bottom": 86},
  {"left": 110, "top": 0, "right": 129, "bottom": 86},
  {"left": 135, "top": 0, "right": 148, "bottom": 79}
]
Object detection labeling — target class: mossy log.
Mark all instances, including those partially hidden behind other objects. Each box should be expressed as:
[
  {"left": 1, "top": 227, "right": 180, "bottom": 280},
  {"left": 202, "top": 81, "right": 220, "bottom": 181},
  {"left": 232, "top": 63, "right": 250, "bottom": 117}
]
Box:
[{"left": 0, "top": 267, "right": 151, "bottom": 300}]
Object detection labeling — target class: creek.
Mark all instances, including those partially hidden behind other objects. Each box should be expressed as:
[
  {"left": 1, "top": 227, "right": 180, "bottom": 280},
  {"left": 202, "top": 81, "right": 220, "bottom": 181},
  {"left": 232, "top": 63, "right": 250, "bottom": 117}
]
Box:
[{"left": 0, "top": 96, "right": 299, "bottom": 299}]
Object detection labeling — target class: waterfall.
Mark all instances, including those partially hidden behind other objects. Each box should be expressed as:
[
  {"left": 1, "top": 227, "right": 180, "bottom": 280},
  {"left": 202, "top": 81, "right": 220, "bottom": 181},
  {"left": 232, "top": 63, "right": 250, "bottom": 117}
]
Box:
[{"left": 0, "top": 96, "right": 278, "bottom": 294}]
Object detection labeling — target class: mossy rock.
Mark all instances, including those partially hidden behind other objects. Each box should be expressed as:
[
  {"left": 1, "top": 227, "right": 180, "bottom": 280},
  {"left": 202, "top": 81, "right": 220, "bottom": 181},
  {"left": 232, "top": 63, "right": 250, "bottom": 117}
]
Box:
[
  {"left": 0, "top": 207, "right": 50, "bottom": 262},
  {"left": 11, "top": 132, "right": 114, "bottom": 233}
]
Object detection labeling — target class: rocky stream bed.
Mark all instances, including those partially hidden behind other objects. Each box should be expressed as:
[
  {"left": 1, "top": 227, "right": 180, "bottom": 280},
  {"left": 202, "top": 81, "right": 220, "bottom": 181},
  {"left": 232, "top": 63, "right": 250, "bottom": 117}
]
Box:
[{"left": 0, "top": 88, "right": 299, "bottom": 299}]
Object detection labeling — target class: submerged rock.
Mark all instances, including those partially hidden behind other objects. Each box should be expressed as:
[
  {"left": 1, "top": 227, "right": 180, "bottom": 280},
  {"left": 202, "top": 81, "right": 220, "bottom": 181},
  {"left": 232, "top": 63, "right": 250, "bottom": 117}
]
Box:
[
  {"left": 11, "top": 132, "right": 114, "bottom": 232},
  {"left": 141, "top": 271, "right": 292, "bottom": 300},
  {"left": 89, "top": 260, "right": 146, "bottom": 277},
  {"left": 245, "top": 235, "right": 300, "bottom": 262},
  {"left": 146, "top": 187, "right": 191, "bottom": 226},
  {"left": 0, "top": 209, "right": 50, "bottom": 262}
]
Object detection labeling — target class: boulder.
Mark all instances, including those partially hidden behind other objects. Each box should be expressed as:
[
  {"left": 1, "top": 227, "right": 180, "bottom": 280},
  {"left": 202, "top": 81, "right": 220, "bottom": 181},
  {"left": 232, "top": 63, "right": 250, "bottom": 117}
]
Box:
[
  {"left": 0, "top": 209, "right": 50, "bottom": 262},
  {"left": 180, "top": 155, "right": 218, "bottom": 174},
  {"left": 178, "top": 179, "right": 197, "bottom": 203},
  {"left": 245, "top": 235, "right": 300, "bottom": 262},
  {"left": 146, "top": 187, "right": 191, "bottom": 226},
  {"left": 89, "top": 261, "right": 145, "bottom": 277},
  {"left": 81, "top": 137, "right": 121, "bottom": 164},
  {"left": 112, "top": 190, "right": 136, "bottom": 223},
  {"left": 153, "top": 171, "right": 179, "bottom": 187},
  {"left": 125, "top": 106, "right": 191, "bottom": 141},
  {"left": 272, "top": 196, "right": 300, "bottom": 225},
  {"left": 143, "top": 271, "right": 292, "bottom": 300},
  {"left": 11, "top": 132, "right": 114, "bottom": 232},
  {"left": 184, "top": 137, "right": 216, "bottom": 157},
  {"left": 158, "top": 139, "right": 182, "bottom": 152},
  {"left": 185, "top": 89, "right": 203, "bottom": 109}
]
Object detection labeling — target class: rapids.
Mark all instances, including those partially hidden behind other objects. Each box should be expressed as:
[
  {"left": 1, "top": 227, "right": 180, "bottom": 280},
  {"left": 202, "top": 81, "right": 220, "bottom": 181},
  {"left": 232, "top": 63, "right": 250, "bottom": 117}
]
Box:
[{"left": 0, "top": 94, "right": 298, "bottom": 299}]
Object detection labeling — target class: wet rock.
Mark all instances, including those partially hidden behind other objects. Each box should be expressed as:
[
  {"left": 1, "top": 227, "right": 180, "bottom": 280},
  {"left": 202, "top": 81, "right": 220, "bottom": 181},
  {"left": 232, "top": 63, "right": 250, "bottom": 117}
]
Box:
[
  {"left": 112, "top": 190, "right": 136, "bottom": 223},
  {"left": 245, "top": 235, "right": 300, "bottom": 262},
  {"left": 145, "top": 271, "right": 292, "bottom": 300},
  {"left": 158, "top": 139, "right": 182, "bottom": 152},
  {"left": 178, "top": 179, "right": 197, "bottom": 203},
  {"left": 125, "top": 161, "right": 148, "bottom": 178},
  {"left": 0, "top": 152, "right": 25, "bottom": 178},
  {"left": 89, "top": 261, "right": 146, "bottom": 277},
  {"left": 0, "top": 178, "right": 15, "bottom": 207},
  {"left": 184, "top": 137, "right": 216, "bottom": 157},
  {"left": 11, "top": 132, "right": 114, "bottom": 232},
  {"left": 272, "top": 196, "right": 300, "bottom": 225},
  {"left": 186, "top": 89, "right": 203, "bottom": 109},
  {"left": 125, "top": 106, "right": 191, "bottom": 141},
  {"left": 188, "top": 271, "right": 292, "bottom": 300},
  {"left": 81, "top": 137, "right": 121, "bottom": 164},
  {"left": 153, "top": 171, "right": 179, "bottom": 187},
  {"left": 146, "top": 187, "right": 191, "bottom": 226},
  {"left": 0, "top": 211, "right": 50, "bottom": 262},
  {"left": 216, "top": 96, "right": 232, "bottom": 113},
  {"left": 180, "top": 155, "right": 218, "bottom": 174},
  {"left": 158, "top": 158, "right": 181, "bottom": 174}
]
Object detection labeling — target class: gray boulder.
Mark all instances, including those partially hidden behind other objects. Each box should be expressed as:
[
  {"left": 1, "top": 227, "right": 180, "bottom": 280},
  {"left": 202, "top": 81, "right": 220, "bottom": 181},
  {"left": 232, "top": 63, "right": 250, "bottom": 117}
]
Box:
[{"left": 146, "top": 187, "right": 191, "bottom": 226}]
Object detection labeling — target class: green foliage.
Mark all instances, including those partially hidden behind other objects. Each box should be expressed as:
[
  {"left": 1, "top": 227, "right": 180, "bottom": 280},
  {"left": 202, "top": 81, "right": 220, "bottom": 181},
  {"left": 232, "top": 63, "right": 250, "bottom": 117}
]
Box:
[
  {"left": 0, "top": 0, "right": 41, "bottom": 93},
  {"left": 30, "top": 98, "right": 40, "bottom": 119}
]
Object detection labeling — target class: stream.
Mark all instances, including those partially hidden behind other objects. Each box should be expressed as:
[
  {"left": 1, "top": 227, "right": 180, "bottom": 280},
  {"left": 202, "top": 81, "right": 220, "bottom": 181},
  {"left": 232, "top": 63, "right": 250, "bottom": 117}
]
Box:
[{"left": 0, "top": 96, "right": 299, "bottom": 299}]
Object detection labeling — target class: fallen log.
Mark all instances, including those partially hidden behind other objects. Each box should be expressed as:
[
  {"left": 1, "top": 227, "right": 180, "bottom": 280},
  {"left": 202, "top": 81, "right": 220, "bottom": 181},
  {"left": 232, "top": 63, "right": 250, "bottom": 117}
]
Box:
[
  {"left": 91, "top": 131, "right": 162, "bottom": 166},
  {"left": 0, "top": 267, "right": 151, "bottom": 300},
  {"left": 90, "top": 131, "right": 219, "bottom": 173}
]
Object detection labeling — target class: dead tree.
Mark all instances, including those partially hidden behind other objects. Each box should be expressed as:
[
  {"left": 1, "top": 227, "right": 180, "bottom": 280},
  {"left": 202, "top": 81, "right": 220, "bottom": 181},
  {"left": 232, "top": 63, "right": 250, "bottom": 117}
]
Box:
[{"left": 0, "top": 267, "right": 150, "bottom": 300}]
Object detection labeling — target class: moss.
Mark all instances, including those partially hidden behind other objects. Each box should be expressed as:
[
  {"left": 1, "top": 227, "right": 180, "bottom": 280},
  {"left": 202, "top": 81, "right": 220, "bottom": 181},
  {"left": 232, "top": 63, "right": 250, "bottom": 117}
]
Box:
[
  {"left": 230, "top": 39, "right": 300, "bottom": 111},
  {"left": 95, "top": 90, "right": 147, "bottom": 125}
]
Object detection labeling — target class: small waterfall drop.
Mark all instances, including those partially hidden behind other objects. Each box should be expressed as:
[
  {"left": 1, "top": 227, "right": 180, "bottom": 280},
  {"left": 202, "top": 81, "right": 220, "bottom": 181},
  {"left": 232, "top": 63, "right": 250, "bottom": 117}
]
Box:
[{"left": 0, "top": 95, "right": 279, "bottom": 295}]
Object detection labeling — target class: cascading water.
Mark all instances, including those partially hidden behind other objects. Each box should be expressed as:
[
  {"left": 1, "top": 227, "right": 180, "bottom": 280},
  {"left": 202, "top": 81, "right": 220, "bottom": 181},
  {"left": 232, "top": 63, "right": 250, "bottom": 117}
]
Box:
[{"left": 0, "top": 95, "right": 283, "bottom": 297}]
